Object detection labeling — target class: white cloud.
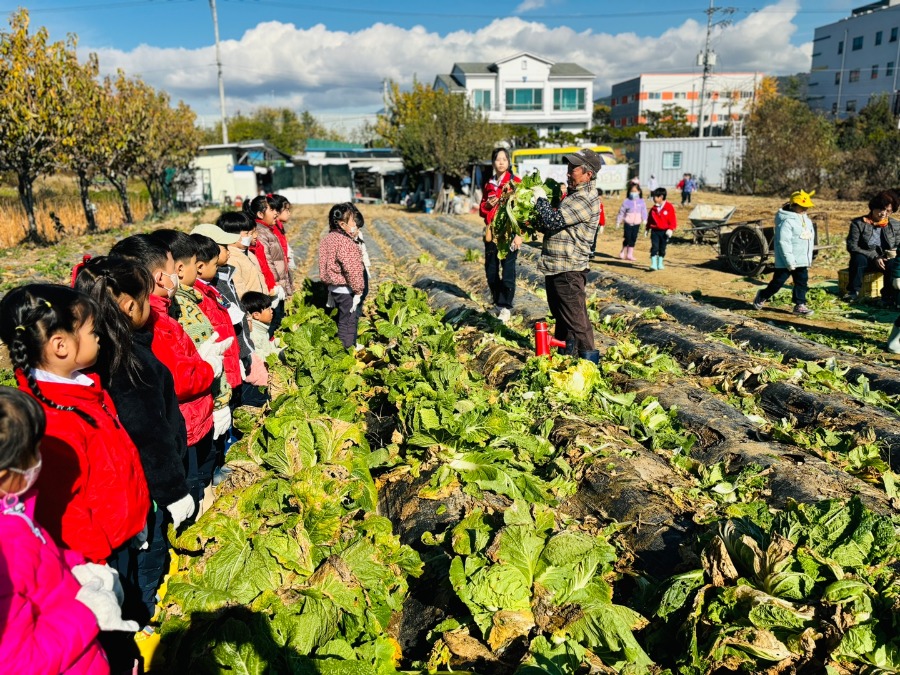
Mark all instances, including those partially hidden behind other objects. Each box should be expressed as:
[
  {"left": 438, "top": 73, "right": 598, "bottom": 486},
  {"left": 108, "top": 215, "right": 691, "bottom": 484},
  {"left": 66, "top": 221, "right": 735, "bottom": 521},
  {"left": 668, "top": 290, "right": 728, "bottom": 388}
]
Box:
[
  {"left": 514, "top": 0, "right": 547, "bottom": 13},
  {"left": 86, "top": 0, "right": 811, "bottom": 128}
]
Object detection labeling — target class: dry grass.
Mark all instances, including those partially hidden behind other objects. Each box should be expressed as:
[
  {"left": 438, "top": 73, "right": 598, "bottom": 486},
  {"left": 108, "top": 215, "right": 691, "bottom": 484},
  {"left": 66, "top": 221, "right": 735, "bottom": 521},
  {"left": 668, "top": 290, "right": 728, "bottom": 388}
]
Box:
[{"left": 0, "top": 196, "right": 151, "bottom": 248}]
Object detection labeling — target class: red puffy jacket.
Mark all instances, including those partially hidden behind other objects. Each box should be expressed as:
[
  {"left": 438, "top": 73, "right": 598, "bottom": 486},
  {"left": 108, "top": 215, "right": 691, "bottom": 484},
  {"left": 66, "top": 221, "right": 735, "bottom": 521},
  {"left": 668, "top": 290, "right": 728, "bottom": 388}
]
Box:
[
  {"left": 148, "top": 294, "right": 214, "bottom": 445},
  {"left": 194, "top": 279, "right": 241, "bottom": 390},
  {"left": 17, "top": 371, "right": 150, "bottom": 564},
  {"left": 479, "top": 171, "right": 521, "bottom": 227}
]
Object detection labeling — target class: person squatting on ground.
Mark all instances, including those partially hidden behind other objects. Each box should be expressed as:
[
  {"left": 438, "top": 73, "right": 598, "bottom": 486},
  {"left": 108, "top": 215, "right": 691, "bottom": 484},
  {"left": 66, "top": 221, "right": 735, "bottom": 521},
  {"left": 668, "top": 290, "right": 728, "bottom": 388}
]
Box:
[
  {"left": 318, "top": 202, "right": 366, "bottom": 349},
  {"left": 752, "top": 190, "right": 817, "bottom": 316},
  {"left": 531, "top": 148, "right": 602, "bottom": 362},
  {"left": 616, "top": 183, "right": 648, "bottom": 262},
  {"left": 0, "top": 386, "right": 130, "bottom": 675},
  {"left": 844, "top": 191, "right": 899, "bottom": 303},
  {"left": 479, "top": 147, "right": 521, "bottom": 323},
  {"left": 646, "top": 187, "right": 677, "bottom": 270}
]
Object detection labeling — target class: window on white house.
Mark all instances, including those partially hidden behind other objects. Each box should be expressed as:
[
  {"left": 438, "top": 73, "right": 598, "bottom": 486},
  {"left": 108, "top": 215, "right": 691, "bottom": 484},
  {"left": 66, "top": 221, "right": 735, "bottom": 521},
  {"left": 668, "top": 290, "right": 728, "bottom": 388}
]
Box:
[
  {"left": 473, "top": 90, "right": 492, "bottom": 110},
  {"left": 662, "top": 151, "right": 683, "bottom": 170},
  {"left": 553, "top": 88, "right": 586, "bottom": 110},
  {"left": 506, "top": 88, "right": 543, "bottom": 110}
]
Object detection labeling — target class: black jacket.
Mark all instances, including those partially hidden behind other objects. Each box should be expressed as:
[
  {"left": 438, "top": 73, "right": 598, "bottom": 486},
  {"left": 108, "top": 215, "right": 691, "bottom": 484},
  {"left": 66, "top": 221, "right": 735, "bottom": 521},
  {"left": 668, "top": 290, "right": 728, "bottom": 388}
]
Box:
[
  {"left": 847, "top": 216, "right": 900, "bottom": 259},
  {"left": 216, "top": 264, "right": 254, "bottom": 372},
  {"left": 107, "top": 329, "right": 190, "bottom": 507}
]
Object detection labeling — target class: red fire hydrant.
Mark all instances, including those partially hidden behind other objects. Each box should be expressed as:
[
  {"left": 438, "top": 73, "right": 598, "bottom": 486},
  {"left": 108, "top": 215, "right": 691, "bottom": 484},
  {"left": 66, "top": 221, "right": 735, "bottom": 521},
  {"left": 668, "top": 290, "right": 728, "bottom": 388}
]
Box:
[{"left": 535, "top": 321, "right": 567, "bottom": 357}]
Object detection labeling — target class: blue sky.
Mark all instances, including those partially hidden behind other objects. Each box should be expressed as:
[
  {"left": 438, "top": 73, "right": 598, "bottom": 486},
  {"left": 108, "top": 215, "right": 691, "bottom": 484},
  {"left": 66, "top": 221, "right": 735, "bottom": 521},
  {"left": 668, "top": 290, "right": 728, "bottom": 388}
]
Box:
[{"left": 2, "top": 0, "right": 861, "bottom": 130}]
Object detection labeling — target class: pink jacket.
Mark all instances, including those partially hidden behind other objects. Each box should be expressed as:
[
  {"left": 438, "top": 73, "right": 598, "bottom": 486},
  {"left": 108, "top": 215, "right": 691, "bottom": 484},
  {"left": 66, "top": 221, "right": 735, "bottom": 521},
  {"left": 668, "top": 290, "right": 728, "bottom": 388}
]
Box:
[
  {"left": 0, "top": 490, "right": 109, "bottom": 674},
  {"left": 318, "top": 229, "right": 365, "bottom": 295}
]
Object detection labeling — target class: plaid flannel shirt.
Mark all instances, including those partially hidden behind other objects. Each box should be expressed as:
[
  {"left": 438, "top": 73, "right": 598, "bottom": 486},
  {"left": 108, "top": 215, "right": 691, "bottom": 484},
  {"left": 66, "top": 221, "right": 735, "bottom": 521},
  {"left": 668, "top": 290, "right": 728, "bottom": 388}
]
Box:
[
  {"left": 535, "top": 181, "right": 600, "bottom": 275},
  {"left": 175, "top": 284, "right": 232, "bottom": 410}
]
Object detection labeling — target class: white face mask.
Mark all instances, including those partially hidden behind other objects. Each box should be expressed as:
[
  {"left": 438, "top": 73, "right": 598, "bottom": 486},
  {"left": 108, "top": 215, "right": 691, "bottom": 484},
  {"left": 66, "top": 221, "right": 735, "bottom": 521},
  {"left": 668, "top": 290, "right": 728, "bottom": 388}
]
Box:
[
  {"left": 2, "top": 452, "right": 42, "bottom": 499},
  {"left": 630, "top": 192, "right": 639, "bottom": 199},
  {"left": 241, "top": 236, "right": 253, "bottom": 247}
]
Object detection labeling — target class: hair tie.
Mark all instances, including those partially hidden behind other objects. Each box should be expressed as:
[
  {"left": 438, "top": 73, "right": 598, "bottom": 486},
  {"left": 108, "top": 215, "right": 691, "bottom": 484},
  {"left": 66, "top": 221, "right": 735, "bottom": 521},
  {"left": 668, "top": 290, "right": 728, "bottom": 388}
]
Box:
[
  {"left": 43, "top": 301, "right": 52, "bottom": 309},
  {"left": 266, "top": 193, "right": 273, "bottom": 198},
  {"left": 15, "top": 325, "right": 25, "bottom": 332}
]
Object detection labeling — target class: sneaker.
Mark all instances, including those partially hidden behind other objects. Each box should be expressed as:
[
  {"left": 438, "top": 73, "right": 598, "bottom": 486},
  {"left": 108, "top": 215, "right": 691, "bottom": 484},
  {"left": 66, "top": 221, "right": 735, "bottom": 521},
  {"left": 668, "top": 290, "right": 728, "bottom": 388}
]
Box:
[
  {"left": 793, "top": 304, "right": 814, "bottom": 316},
  {"left": 212, "top": 465, "right": 233, "bottom": 486},
  {"left": 843, "top": 292, "right": 859, "bottom": 302},
  {"left": 497, "top": 307, "right": 512, "bottom": 323},
  {"left": 752, "top": 291, "right": 765, "bottom": 310}
]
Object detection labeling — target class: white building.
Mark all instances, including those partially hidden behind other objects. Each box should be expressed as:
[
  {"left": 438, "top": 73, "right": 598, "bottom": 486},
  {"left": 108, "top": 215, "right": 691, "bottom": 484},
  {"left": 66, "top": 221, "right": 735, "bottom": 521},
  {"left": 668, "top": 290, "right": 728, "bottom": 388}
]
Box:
[
  {"left": 807, "top": 0, "right": 900, "bottom": 118},
  {"left": 609, "top": 72, "right": 761, "bottom": 135},
  {"left": 433, "top": 52, "right": 594, "bottom": 137},
  {"left": 189, "top": 140, "right": 292, "bottom": 206}
]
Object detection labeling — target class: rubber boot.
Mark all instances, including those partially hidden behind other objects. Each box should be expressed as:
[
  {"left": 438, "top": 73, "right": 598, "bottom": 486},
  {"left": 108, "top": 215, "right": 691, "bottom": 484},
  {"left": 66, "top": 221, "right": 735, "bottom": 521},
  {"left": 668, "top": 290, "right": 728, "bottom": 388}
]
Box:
[
  {"left": 579, "top": 350, "right": 600, "bottom": 364},
  {"left": 887, "top": 324, "right": 900, "bottom": 354},
  {"left": 649, "top": 256, "right": 659, "bottom": 271},
  {"left": 658, "top": 256, "right": 665, "bottom": 270},
  {"left": 619, "top": 247, "right": 627, "bottom": 259},
  {"left": 626, "top": 247, "right": 635, "bottom": 261}
]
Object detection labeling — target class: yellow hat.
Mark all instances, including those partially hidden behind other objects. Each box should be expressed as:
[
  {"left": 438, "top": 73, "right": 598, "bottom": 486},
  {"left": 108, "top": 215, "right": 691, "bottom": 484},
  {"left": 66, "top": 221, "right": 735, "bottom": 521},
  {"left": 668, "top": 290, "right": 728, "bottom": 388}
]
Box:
[{"left": 790, "top": 189, "right": 815, "bottom": 208}]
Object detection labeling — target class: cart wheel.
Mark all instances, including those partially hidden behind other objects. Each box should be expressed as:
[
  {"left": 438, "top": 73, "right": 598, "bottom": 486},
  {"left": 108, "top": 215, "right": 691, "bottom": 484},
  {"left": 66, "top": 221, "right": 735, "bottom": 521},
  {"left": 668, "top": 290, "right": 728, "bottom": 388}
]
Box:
[{"left": 725, "top": 225, "right": 768, "bottom": 277}]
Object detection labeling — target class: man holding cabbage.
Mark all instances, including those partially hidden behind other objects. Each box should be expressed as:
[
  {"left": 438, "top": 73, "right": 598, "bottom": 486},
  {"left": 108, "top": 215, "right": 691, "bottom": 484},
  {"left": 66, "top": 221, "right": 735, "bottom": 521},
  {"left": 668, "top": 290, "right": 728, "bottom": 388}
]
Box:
[{"left": 531, "top": 148, "right": 602, "bottom": 362}]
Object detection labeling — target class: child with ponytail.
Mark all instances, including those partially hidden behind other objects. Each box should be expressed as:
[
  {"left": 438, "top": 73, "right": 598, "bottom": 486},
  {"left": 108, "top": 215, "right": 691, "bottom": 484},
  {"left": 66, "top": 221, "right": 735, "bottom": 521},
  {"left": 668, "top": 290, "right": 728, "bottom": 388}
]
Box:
[
  {"left": 244, "top": 194, "right": 293, "bottom": 335},
  {"left": 318, "top": 202, "right": 366, "bottom": 348},
  {"left": 73, "top": 256, "right": 195, "bottom": 627},
  {"left": 0, "top": 284, "right": 150, "bottom": 566},
  {"left": 0, "top": 386, "right": 139, "bottom": 674}
]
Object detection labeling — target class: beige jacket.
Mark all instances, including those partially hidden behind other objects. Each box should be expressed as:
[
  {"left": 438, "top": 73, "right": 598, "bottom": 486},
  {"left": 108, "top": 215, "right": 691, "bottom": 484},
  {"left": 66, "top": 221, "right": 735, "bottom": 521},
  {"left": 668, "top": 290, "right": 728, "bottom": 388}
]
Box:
[{"left": 227, "top": 246, "right": 266, "bottom": 298}]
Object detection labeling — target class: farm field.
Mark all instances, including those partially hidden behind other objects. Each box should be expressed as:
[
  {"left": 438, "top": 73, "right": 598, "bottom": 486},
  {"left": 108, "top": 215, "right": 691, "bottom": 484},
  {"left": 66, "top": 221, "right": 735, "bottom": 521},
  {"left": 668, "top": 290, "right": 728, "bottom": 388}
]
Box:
[
  {"left": 1, "top": 196, "right": 899, "bottom": 673},
  {"left": 153, "top": 199, "right": 897, "bottom": 673}
]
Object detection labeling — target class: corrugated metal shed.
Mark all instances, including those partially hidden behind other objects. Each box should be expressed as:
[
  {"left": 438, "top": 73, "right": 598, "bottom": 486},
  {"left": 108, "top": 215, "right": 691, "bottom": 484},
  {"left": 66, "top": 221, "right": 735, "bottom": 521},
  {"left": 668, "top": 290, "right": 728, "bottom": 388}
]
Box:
[{"left": 636, "top": 135, "right": 745, "bottom": 190}]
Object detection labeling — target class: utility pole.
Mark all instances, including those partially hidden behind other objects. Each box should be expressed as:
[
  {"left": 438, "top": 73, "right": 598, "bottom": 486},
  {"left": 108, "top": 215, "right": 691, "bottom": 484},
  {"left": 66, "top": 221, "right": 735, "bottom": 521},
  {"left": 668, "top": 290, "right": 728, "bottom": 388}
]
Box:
[
  {"left": 210, "top": 0, "right": 228, "bottom": 144},
  {"left": 696, "top": 0, "right": 735, "bottom": 138}
]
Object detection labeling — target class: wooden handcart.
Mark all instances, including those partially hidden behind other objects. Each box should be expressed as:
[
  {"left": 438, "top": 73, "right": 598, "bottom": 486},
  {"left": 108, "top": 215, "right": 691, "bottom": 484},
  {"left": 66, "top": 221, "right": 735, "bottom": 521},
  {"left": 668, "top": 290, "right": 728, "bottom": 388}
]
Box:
[{"left": 717, "top": 214, "right": 831, "bottom": 277}]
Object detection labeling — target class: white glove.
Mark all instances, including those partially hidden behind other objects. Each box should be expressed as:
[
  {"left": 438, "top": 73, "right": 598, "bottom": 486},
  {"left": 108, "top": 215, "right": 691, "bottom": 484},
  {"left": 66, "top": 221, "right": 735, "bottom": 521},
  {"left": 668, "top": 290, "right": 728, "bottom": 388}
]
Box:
[
  {"left": 351, "top": 294, "right": 362, "bottom": 313},
  {"left": 213, "top": 406, "right": 232, "bottom": 440},
  {"left": 287, "top": 247, "right": 297, "bottom": 271},
  {"left": 530, "top": 191, "right": 543, "bottom": 206},
  {"left": 665, "top": 229, "right": 673, "bottom": 239},
  {"left": 75, "top": 581, "right": 139, "bottom": 632},
  {"left": 71, "top": 563, "right": 124, "bottom": 605},
  {"left": 893, "top": 278, "right": 900, "bottom": 290},
  {"left": 270, "top": 295, "right": 281, "bottom": 310},
  {"left": 166, "top": 493, "right": 196, "bottom": 529},
  {"left": 215, "top": 336, "right": 234, "bottom": 355},
  {"left": 788, "top": 266, "right": 796, "bottom": 272},
  {"left": 197, "top": 332, "right": 224, "bottom": 378},
  {"left": 272, "top": 285, "right": 286, "bottom": 302}
]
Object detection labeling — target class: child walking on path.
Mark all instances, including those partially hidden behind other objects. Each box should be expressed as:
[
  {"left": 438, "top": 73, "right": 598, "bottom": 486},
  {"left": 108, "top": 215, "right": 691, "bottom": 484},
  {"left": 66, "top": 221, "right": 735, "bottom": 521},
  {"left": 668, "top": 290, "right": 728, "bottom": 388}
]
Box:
[
  {"left": 0, "top": 386, "right": 132, "bottom": 674},
  {"left": 616, "top": 185, "right": 648, "bottom": 261},
  {"left": 646, "top": 187, "right": 677, "bottom": 270},
  {"left": 319, "top": 203, "right": 366, "bottom": 348},
  {"left": 752, "top": 190, "right": 816, "bottom": 316}
]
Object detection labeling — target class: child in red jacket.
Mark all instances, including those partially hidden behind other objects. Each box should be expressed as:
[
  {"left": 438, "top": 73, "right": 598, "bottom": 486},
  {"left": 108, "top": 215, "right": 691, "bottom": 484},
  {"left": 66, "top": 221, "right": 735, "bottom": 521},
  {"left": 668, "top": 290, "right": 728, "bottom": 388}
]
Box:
[
  {"left": 0, "top": 284, "right": 150, "bottom": 567},
  {"left": 0, "top": 387, "right": 140, "bottom": 675},
  {"left": 646, "top": 187, "right": 678, "bottom": 271},
  {"left": 108, "top": 235, "right": 222, "bottom": 512}
]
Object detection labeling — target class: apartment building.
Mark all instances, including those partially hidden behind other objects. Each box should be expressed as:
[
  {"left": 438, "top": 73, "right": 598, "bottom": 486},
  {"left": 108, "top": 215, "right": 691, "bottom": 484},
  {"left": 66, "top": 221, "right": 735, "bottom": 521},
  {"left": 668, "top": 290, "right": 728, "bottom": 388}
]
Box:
[
  {"left": 609, "top": 72, "right": 761, "bottom": 135},
  {"left": 433, "top": 52, "right": 594, "bottom": 137},
  {"left": 807, "top": 0, "right": 900, "bottom": 117}
]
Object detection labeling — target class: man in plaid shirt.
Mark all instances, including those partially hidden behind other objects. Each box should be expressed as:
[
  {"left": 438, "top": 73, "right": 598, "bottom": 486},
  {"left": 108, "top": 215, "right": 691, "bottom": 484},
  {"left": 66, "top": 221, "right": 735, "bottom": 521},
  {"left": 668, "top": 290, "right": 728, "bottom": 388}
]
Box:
[{"left": 532, "top": 148, "right": 602, "bottom": 361}]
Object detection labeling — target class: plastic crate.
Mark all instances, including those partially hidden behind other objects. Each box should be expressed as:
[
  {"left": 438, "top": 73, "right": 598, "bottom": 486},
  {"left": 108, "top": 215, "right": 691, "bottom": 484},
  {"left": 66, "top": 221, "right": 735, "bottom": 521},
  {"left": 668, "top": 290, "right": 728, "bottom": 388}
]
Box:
[{"left": 838, "top": 268, "right": 883, "bottom": 298}]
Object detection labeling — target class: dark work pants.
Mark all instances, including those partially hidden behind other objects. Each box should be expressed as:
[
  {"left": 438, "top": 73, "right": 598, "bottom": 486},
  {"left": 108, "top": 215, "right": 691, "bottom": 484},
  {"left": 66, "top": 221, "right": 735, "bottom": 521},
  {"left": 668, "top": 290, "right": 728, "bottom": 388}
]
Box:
[
  {"left": 333, "top": 292, "right": 359, "bottom": 348},
  {"left": 545, "top": 270, "right": 594, "bottom": 354},
  {"left": 623, "top": 225, "right": 639, "bottom": 248},
  {"left": 484, "top": 242, "right": 517, "bottom": 308},
  {"left": 847, "top": 251, "right": 892, "bottom": 301},
  {"left": 681, "top": 190, "right": 692, "bottom": 206},
  {"left": 650, "top": 230, "right": 669, "bottom": 257},
  {"left": 134, "top": 503, "right": 168, "bottom": 624},
  {"left": 758, "top": 266, "right": 809, "bottom": 305}
]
